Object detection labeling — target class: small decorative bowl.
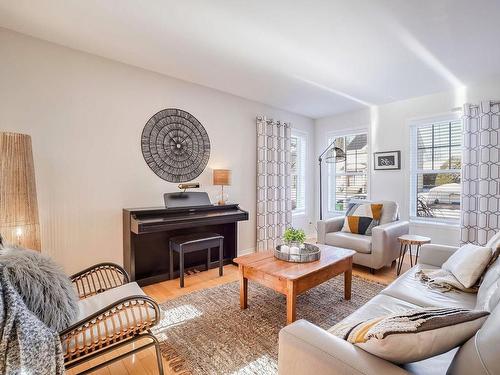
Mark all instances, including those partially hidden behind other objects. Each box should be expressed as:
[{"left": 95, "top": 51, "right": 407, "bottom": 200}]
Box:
[{"left": 275, "top": 243, "right": 321, "bottom": 263}]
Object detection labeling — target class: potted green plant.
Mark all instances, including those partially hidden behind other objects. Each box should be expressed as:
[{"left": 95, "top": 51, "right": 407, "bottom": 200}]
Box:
[{"left": 283, "top": 227, "right": 306, "bottom": 254}]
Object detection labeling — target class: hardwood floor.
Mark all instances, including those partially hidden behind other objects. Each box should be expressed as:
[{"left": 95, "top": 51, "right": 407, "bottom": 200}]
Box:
[{"left": 67, "top": 256, "right": 413, "bottom": 374}]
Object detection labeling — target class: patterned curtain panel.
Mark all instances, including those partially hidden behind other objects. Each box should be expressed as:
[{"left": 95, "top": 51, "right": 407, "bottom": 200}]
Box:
[
  {"left": 256, "top": 116, "right": 292, "bottom": 252},
  {"left": 461, "top": 101, "right": 500, "bottom": 245}
]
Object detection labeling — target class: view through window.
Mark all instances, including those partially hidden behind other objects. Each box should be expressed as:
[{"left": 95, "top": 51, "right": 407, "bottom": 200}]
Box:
[
  {"left": 412, "top": 120, "right": 462, "bottom": 221},
  {"left": 327, "top": 132, "right": 368, "bottom": 212}
]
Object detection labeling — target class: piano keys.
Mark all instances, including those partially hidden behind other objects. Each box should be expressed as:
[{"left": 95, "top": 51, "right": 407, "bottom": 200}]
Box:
[{"left": 123, "top": 192, "right": 249, "bottom": 286}]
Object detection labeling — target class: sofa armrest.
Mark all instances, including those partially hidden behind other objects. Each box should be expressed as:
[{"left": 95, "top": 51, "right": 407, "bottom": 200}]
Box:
[
  {"left": 279, "top": 320, "right": 408, "bottom": 375},
  {"left": 317, "top": 216, "right": 345, "bottom": 244},
  {"left": 418, "top": 244, "right": 459, "bottom": 267},
  {"left": 371, "top": 221, "right": 409, "bottom": 268}
]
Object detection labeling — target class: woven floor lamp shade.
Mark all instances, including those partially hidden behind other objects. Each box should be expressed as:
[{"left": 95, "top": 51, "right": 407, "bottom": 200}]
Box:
[{"left": 0, "top": 132, "right": 41, "bottom": 250}]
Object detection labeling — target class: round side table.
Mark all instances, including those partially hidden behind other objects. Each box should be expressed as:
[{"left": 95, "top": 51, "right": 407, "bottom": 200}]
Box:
[{"left": 397, "top": 235, "right": 431, "bottom": 275}]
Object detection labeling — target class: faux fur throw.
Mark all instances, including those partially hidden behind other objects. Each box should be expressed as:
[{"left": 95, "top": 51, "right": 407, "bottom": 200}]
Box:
[
  {"left": 415, "top": 268, "right": 477, "bottom": 293},
  {"left": 0, "top": 246, "right": 79, "bottom": 331},
  {"left": 0, "top": 265, "right": 65, "bottom": 375}
]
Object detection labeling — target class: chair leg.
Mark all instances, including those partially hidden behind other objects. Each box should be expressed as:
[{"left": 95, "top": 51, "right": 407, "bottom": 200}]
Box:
[
  {"left": 219, "top": 239, "right": 223, "bottom": 277},
  {"left": 180, "top": 247, "right": 184, "bottom": 288},
  {"left": 151, "top": 333, "right": 165, "bottom": 375}
]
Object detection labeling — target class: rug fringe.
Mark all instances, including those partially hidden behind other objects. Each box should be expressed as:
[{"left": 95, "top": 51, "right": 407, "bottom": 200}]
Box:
[{"left": 159, "top": 341, "right": 192, "bottom": 374}]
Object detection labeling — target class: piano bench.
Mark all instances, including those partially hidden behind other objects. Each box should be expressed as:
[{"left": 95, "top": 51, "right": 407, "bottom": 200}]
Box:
[{"left": 169, "top": 233, "right": 224, "bottom": 288}]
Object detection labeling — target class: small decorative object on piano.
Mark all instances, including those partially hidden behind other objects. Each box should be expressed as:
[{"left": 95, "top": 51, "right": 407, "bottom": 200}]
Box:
[
  {"left": 275, "top": 228, "right": 320, "bottom": 263},
  {"left": 213, "top": 169, "right": 231, "bottom": 205},
  {"left": 178, "top": 182, "right": 200, "bottom": 190}
]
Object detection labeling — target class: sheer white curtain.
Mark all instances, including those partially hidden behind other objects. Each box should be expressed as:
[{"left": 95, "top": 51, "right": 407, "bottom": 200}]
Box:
[
  {"left": 461, "top": 101, "right": 500, "bottom": 245},
  {"left": 256, "top": 116, "right": 292, "bottom": 252}
]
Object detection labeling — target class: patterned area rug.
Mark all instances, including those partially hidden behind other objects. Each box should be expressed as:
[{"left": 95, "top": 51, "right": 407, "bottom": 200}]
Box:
[{"left": 153, "top": 276, "right": 384, "bottom": 374}]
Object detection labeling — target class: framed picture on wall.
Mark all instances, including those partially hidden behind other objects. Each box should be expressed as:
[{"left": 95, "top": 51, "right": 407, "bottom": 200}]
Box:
[{"left": 374, "top": 151, "right": 401, "bottom": 170}]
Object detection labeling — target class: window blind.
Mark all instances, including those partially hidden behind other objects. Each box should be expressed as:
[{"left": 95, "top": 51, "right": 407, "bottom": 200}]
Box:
[
  {"left": 410, "top": 120, "right": 462, "bottom": 221},
  {"left": 327, "top": 132, "right": 368, "bottom": 212}
]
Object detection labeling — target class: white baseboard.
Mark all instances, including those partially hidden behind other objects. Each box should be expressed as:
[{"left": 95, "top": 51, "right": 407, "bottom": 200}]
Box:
[{"left": 237, "top": 247, "right": 255, "bottom": 256}]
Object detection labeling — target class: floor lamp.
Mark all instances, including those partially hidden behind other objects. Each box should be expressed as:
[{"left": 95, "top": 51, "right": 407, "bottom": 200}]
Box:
[
  {"left": 318, "top": 141, "right": 345, "bottom": 220},
  {"left": 0, "top": 132, "right": 41, "bottom": 250}
]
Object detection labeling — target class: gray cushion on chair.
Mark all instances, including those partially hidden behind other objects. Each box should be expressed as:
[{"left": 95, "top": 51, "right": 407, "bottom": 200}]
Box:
[
  {"left": 325, "top": 232, "right": 372, "bottom": 254},
  {"left": 375, "top": 200, "right": 399, "bottom": 224},
  {"left": 0, "top": 246, "right": 79, "bottom": 331}
]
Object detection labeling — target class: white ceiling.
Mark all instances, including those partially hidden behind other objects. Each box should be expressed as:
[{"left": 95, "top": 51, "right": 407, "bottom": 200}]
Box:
[{"left": 1, "top": 0, "right": 499, "bottom": 118}]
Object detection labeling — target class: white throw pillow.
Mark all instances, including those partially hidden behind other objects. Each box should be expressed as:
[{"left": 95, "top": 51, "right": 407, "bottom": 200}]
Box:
[
  {"left": 442, "top": 244, "right": 492, "bottom": 288},
  {"left": 330, "top": 307, "right": 488, "bottom": 364},
  {"left": 486, "top": 231, "right": 500, "bottom": 251}
]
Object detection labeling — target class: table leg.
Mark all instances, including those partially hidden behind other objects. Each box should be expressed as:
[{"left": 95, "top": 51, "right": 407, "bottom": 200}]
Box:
[
  {"left": 286, "top": 279, "right": 297, "bottom": 325},
  {"left": 416, "top": 244, "right": 421, "bottom": 264},
  {"left": 409, "top": 244, "right": 414, "bottom": 267},
  {"left": 397, "top": 243, "right": 406, "bottom": 275},
  {"left": 207, "top": 247, "right": 211, "bottom": 272},
  {"left": 344, "top": 267, "right": 352, "bottom": 300},
  {"left": 239, "top": 265, "right": 247, "bottom": 309}
]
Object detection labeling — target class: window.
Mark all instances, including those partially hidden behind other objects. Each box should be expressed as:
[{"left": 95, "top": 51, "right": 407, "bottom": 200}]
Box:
[
  {"left": 327, "top": 132, "right": 368, "bottom": 212},
  {"left": 291, "top": 132, "right": 306, "bottom": 213},
  {"left": 410, "top": 118, "right": 462, "bottom": 222}
]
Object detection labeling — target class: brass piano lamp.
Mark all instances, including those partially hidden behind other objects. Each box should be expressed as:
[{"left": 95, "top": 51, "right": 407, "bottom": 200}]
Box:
[{"left": 213, "top": 169, "right": 231, "bottom": 205}]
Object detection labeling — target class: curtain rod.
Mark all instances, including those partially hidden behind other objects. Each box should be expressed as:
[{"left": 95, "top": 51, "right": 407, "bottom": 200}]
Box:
[{"left": 452, "top": 100, "right": 500, "bottom": 112}]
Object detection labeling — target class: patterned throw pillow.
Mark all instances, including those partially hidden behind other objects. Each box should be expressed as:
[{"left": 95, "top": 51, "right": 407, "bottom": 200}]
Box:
[
  {"left": 341, "top": 203, "right": 383, "bottom": 235},
  {"left": 329, "top": 307, "right": 489, "bottom": 364}
]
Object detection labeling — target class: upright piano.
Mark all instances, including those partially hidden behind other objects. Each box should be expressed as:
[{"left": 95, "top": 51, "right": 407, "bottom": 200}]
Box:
[{"left": 123, "top": 192, "right": 249, "bottom": 286}]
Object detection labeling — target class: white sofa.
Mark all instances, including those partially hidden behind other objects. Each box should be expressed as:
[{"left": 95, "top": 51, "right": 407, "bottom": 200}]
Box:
[
  {"left": 278, "top": 243, "right": 500, "bottom": 375},
  {"left": 317, "top": 201, "right": 409, "bottom": 271}
]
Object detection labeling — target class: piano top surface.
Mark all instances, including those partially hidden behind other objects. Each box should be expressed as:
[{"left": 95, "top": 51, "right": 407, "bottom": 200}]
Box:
[{"left": 124, "top": 203, "right": 244, "bottom": 215}]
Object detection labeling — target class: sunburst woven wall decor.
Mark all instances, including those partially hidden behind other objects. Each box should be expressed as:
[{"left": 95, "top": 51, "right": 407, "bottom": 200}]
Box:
[{"left": 141, "top": 109, "right": 211, "bottom": 183}]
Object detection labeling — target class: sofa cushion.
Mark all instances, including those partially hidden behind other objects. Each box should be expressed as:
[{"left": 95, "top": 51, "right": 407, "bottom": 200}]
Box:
[
  {"left": 65, "top": 282, "right": 156, "bottom": 353},
  {"left": 75, "top": 281, "right": 148, "bottom": 321},
  {"left": 442, "top": 243, "right": 492, "bottom": 288},
  {"left": 328, "top": 294, "right": 420, "bottom": 330},
  {"left": 376, "top": 200, "right": 399, "bottom": 225},
  {"left": 477, "top": 256, "right": 500, "bottom": 309},
  {"left": 449, "top": 303, "right": 500, "bottom": 375},
  {"left": 381, "top": 264, "right": 477, "bottom": 309},
  {"left": 325, "top": 232, "right": 372, "bottom": 254},
  {"left": 402, "top": 348, "right": 458, "bottom": 375}
]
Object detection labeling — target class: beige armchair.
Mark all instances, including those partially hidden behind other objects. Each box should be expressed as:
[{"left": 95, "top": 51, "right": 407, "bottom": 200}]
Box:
[
  {"left": 317, "top": 201, "right": 409, "bottom": 271},
  {"left": 60, "top": 263, "right": 164, "bottom": 374}
]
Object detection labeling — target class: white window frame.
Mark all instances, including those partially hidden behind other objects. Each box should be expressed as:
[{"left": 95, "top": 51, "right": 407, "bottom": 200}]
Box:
[
  {"left": 409, "top": 113, "right": 462, "bottom": 225},
  {"left": 291, "top": 130, "right": 307, "bottom": 216},
  {"left": 325, "top": 128, "right": 370, "bottom": 217}
]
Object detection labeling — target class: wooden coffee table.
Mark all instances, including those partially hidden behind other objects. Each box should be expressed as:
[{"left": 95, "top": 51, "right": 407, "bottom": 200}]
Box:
[{"left": 234, "top": 244, "right": 355, "bottom": 325}]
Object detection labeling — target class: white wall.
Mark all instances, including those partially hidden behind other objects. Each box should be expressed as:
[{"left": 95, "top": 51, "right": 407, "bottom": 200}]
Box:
[
  {"left": 315, "top": 80, "right": 500, "bottom": 246},
  {"left": 0, "top": 28, "right": 314, "bottom": 273}
]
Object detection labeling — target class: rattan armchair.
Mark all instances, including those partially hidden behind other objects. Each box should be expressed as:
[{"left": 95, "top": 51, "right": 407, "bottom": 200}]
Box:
[{"left": 60, "top": 263, "right": 164, "bottom": 374}]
